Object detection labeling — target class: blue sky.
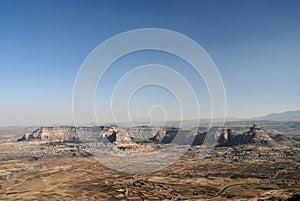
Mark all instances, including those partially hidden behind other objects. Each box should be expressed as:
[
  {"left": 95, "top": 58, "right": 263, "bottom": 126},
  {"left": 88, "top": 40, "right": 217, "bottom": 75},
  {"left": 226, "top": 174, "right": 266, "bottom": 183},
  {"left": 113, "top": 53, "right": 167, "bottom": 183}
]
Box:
[{"left": 0, "top": 0, "right": 300, "bottom": 126}]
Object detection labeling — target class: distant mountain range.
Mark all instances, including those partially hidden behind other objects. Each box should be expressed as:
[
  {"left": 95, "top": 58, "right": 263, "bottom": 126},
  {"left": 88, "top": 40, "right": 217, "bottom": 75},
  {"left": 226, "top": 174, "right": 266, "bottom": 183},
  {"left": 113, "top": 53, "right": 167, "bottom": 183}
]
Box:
[
  {"left": 105, "top": 110, "right": 300, "bottom": 128},
  {"left": 254, "top": 109, "right": 300, "bottom": 121},
  {"left": 1, "top": 110, "right": 300, "bottom": 129},
  {"left": 161, "top": 109, "right": 300, "bottom": 126}
]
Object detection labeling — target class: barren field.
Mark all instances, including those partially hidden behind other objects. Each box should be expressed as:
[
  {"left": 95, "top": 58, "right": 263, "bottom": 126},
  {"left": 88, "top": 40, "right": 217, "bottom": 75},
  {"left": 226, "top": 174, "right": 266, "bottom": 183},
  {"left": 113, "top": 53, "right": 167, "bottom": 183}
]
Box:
[{"left": 0, "top": 135, "right": 299, "bottom": 201}]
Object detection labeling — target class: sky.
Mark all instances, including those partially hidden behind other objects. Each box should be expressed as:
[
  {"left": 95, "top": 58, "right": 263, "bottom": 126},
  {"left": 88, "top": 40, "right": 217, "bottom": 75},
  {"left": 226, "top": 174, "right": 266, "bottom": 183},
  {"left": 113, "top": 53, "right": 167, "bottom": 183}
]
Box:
[{"left": 0, "top": 0, "right": 300, "bottom": 126}]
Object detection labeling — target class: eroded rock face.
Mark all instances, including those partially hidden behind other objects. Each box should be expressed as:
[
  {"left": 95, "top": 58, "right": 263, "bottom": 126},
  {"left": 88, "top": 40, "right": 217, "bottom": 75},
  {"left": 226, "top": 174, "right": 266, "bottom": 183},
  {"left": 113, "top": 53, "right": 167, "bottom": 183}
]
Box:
[
  {"left": 17, "top": 126, "right": 79, "bottom": 142},
  {"left": 190, "top": 124, "right": 273, "bottom": 146},
  {"left": 217, "top": 124, "right": 273, "bottom": 146},
  {"left": 18, "top": 125, "right": 136, "bottom": 147},
  {"left": 191, "top": 131, "right": 206, "bottom": 146},
  {"left": 248, "top": 124, "right": 273, "bottom": 144},
  {"left": 18, "top": 124, "right": 273, "bottom": 148},
  {"left": 149, "top": 128, "right": 194, "bottom": 145},
  {"left": 102, "top": 127, "right": 134, "bottom": 146},
  {"left": 150, "top": 128, "right": 178, "bottom": 143}
]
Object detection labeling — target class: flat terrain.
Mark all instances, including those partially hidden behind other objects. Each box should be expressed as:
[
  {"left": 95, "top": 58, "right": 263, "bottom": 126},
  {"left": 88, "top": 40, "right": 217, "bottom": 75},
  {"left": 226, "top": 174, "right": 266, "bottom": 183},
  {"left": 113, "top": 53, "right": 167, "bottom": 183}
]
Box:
[{"left": 0, "top": 135, "right": 299, "bottom": 201}]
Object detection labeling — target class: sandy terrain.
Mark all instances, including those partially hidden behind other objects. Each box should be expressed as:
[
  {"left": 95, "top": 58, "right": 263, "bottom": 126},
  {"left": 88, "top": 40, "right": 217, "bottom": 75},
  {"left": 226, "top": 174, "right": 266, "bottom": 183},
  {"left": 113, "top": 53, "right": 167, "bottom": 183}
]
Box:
[{"left": 0, "top": 138, "right": 299, "bottom": 200}]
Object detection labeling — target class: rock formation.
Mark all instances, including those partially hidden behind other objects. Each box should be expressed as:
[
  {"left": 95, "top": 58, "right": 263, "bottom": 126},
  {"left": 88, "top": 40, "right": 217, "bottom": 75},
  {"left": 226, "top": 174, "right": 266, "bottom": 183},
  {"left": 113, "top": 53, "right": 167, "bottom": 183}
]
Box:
[
  {"left": 149, "top": 127, "right": 193, "bottom": 144},
  {"left": 17, "top": 124, "right": 273, "bottom": 148},
  {"left": 150, "top": 128, "right": 176, "bottom": 143},
  {"left": 191, "top": 131, "right": 207, "bottom": 146},
  {"left": 17, "top": 126, "right": 79, "bottom": 142},
  {"left": 102, "top": 127, "right": 134, "bottom": 146},
  {"left": 190, "top": 124, "right": 273, "bottom": 146},
  {"left": 217, "top": 124, "right": 273, "bottom": 147},
  {"left": 18, "top": 125, "right": 136, "bottom": 147}
]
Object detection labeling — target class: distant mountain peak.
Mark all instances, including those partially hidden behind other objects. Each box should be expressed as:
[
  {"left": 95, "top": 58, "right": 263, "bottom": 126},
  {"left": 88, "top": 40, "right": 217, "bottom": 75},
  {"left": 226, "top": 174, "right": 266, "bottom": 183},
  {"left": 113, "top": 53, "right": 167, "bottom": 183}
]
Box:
[{"left": 255, "top": 109, "right": 300, "bottom": 121}]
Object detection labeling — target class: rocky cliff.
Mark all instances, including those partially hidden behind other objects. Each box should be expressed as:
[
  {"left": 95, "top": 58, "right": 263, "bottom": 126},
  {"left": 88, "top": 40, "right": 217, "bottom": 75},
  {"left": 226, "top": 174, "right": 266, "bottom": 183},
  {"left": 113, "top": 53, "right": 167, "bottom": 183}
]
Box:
[
  {"left": 17, "top": 126, "right": 79, "bottom": 142},
  {"left": 217, "top": 124, "right": 273, "bottom": 146},
  {"left": 18, "top": 124, "right": 273, "bottom": 147},
  {"left": 102, "top": 127, "right": 134, "bottom": 146},
  {"left": 150, "top": 127, "right": 178, "bottom": 143},
  {"left": 149, "top": 127, "right": 195, "bottom": 145},
  {"left": 17, "top": 126, "right": 135, "bottom": 146},
  {"left": 151, "top": 124, "right": 274, "bottom": 146}
]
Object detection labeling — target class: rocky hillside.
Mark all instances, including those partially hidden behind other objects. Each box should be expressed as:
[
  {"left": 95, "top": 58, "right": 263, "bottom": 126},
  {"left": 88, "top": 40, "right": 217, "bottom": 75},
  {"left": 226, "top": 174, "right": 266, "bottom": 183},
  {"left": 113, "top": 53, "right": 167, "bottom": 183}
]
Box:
[
  {"left": 17, "top": 126, "right": 79, "bottom": 142},
  {"left": 17, "top": 124, "right": 274, "bottom": 147},
  {"left": 150, "top": 127, "right": 178, "bottom": 143},
  {"left": 102, "top": 127, "right": 134, "bottom": 146},
  {"left": 217, "top": 124, "right": 273, "bottom": 146},
  {"left": 149, "top": 127, "right": 196, "bottom": 145},
  {"left": 17, "top": 126, "right": 135, "bottom": 147},
  {"left": 150, "top": 124, "right": 274, "bottom": 147}
]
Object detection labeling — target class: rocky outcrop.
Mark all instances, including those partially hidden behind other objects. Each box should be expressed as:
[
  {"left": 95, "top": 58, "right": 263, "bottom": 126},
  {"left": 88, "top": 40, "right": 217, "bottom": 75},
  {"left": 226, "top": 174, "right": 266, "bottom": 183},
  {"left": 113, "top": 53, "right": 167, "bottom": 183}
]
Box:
[
  {"left": 246, "top": 124, "right": 273, "bottom": 143},
  {"left": 102, "top": 127, "right": 134, "bottom": 146},
  {"left": 191, "top": 131, "right": 207, "bottom": 146},
  {"left": 18, "top": 125, "right": 136, "bottom": 147},
  {"left": 18, "top": 124, "right": 273, "bottom": 147},
  {"left": 190, "top": 124, "right": 273, "bottom": 146},
  {"left": 150, "top": 125, "right": 273, "bottom": 146},
  {"left": 17, "top": 126, "right": 79, "bottom": 142},
  {"left": 149, "top": 128, "right": 193, "bottom": 145},
  {"left": 150, "top": 127, "right": 178, "bottom": 143},
  {"left": 217, "top": 124, "right": 273, "bottom": 147}
]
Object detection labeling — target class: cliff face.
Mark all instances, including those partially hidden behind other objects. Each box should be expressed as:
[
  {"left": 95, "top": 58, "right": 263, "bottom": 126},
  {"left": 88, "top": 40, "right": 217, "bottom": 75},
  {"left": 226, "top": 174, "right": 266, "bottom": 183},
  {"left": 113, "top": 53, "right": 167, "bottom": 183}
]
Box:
[
  {"left": 17, "top": 126, "right": 79, "bottom": 142},
  {"left": 150, "top": 128, "right": 178, "bottom": 143},
  {"left": 102, "top": 127, "right": 134, "bottom": 146},
  {"left": 149, "top": 125, "right": 273, "bottom": 147},
  {"left": 18, "top": 124, "right": 273, "bottom": 147},
  {"left": 217, "top": 124, "right": 273, "bottom": 147},
  {"left": 17, "top": 125, "right": 135, "bottom": 146},
  {"left": 149, "top": 128, "right": 195, "bottom": 145}
]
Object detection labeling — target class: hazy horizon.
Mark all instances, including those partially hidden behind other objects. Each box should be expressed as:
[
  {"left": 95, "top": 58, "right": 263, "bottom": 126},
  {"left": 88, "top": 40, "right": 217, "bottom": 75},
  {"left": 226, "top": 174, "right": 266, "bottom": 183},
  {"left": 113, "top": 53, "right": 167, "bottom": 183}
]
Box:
[{"left": 1, "top": 109, "right": 300, "bottom": 128}]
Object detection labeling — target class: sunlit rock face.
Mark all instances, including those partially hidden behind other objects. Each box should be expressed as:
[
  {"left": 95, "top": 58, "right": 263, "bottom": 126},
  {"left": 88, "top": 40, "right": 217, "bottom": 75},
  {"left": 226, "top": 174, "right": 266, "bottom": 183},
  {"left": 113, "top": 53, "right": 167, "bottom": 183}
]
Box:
[
  {"left": 217, "top": 124, "right": 273, "bottom": 147},
  {"left": 17, "top": 126, "right": 79, "bottom": 142},
  {"left": 102, "top": 127, "right": 134, "bottom": 146},
  {"left": 17, "top": 124, "right": 273, "bottom": 148},
  {"left": 17, "top": 125, "right": 135, "bottom": 146},
  {"left": 190, "top": 124, "right": 274, "bottom": 147}
]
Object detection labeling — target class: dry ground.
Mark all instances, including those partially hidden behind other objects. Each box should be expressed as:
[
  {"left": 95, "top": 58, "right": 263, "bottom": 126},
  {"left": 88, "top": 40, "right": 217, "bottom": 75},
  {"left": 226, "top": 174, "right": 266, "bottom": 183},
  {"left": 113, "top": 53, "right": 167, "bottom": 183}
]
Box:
[{"left": 0, "top": 140, "right": 299, "bottom": 201}]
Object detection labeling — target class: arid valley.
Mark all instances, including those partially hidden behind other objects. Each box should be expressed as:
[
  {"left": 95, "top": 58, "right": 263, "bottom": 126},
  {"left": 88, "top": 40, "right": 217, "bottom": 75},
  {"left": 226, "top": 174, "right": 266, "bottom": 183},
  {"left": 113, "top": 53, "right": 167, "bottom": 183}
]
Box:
[
  {"left": 2, "top": 1, "right": 300, "bottom": 200},
  {"left": 0, "top": 121, "right": 299, "bottom": 201}
]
